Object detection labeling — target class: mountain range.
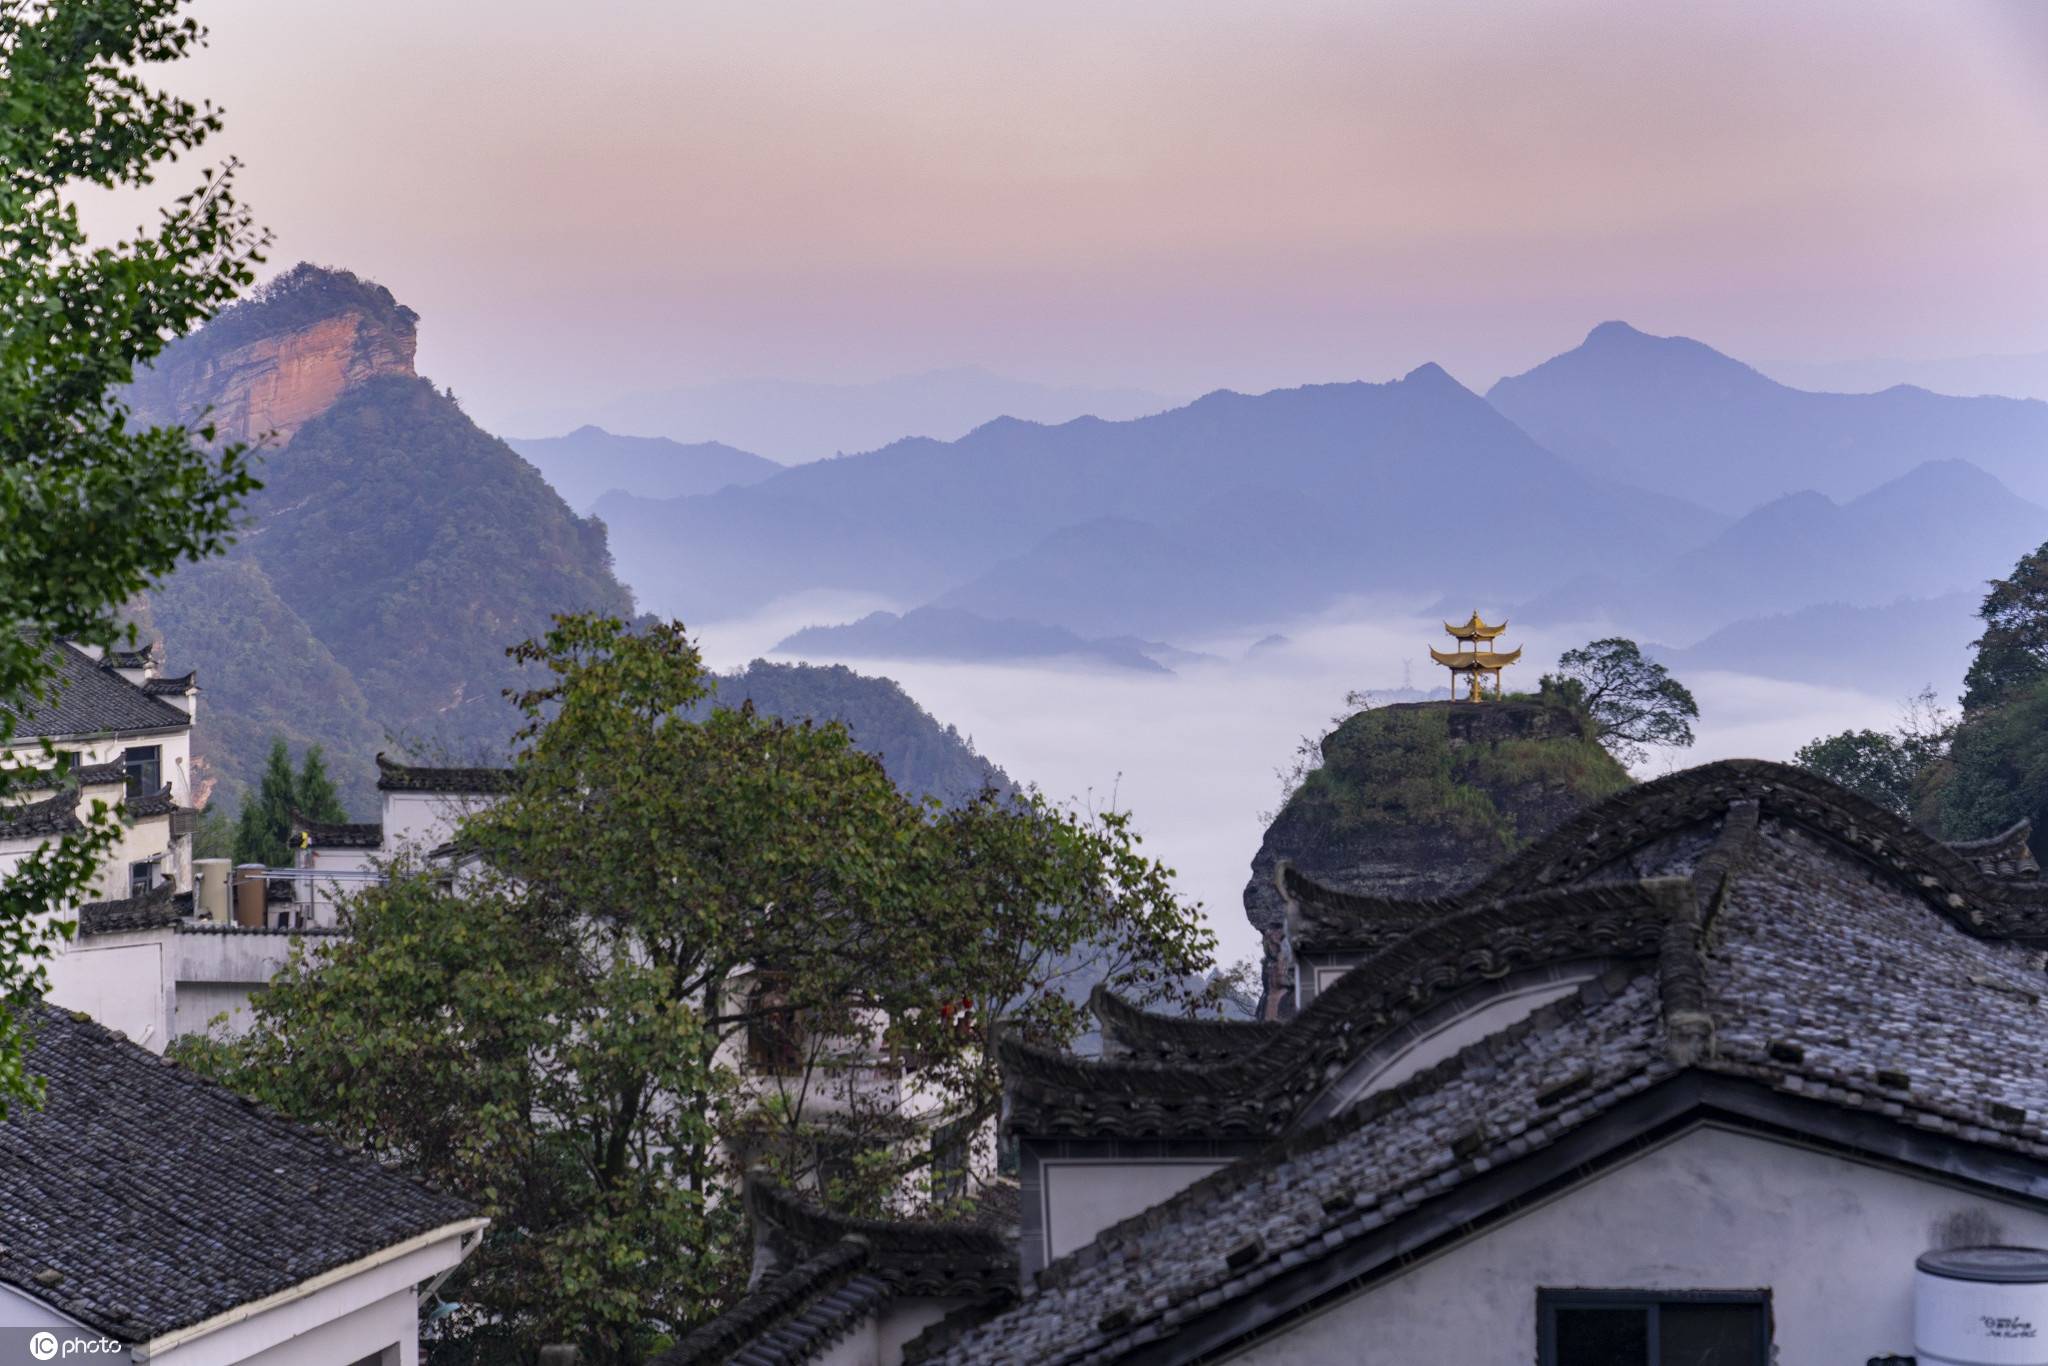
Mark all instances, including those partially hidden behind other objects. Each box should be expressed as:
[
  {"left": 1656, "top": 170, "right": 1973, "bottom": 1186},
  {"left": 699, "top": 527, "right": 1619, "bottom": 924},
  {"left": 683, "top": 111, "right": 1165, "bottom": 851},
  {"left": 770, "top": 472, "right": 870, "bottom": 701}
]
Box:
[
  {"left": 1520, "top": 459, "right": 2046, "bottom": 641},
  {"left": 598, "top": 362, "right": 1724, "bottom": 638},
  {"left": 505, "top": 368, "right": 1175, "bottom": 464},
  {"left": 774, "top": 609, "right": 1184, "bottom": 674},
  {"left": 1487, "top": 321, "right": 2048, "bottom": 513},
  {"left": 128, "top": 265, "right": 1020, "bottom": 815},
  {"left": 504, "top": 426, "right": 781, "bottom": 513}
]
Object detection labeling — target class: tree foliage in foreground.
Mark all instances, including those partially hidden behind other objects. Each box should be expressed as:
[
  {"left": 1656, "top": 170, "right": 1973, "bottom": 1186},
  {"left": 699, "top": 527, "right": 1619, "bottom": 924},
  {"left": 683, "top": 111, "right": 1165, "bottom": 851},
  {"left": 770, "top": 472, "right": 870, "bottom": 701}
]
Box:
[
  {"left": 1538, "top": 637, "right": 1699, "bottom": 767},
  {"left": 0, "top": 0, "right": 263, "bottom": 1114},
  {"left": 178, "top": 615, "right": 1215, "bottom": 1363},
  {"left": 1794, "top": 688, "right": 1953, "bottom": 821},
  {"left": 1962, "top": 541, "right": 2048, "bottom": 711}
]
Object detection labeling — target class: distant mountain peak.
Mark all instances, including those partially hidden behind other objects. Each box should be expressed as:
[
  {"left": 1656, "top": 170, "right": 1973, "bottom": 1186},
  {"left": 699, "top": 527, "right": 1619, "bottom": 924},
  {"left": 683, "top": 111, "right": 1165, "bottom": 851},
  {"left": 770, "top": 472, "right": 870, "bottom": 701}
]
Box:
[
  {"left": 1401, "top": 361, "right": 1461, "bottom": 388},
  {"left": 1583, "top": 320, "right": 1649, "bottom": 344}
]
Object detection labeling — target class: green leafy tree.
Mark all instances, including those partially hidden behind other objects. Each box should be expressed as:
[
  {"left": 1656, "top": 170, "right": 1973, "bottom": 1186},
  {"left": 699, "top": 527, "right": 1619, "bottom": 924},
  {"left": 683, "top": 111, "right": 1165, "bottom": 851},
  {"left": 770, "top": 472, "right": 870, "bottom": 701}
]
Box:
[
  {"left": 1540, "top": 638, "right": 1699, "bottom": 766},
  {"left": 0, "top": 0, "right": 264, "bottom": 1113},
  {"left": 1962, "top": 541, "right": 2048, "bottom": 710},
  {"left": 1931, "top": 679, "right": 2048, "bottom": 843},
  {"left": 1794, "top": 688, "right": 1953, "bottom": 821},
  {"left": 178, "top": 616, "right": 1212, "bottom": 1363}
]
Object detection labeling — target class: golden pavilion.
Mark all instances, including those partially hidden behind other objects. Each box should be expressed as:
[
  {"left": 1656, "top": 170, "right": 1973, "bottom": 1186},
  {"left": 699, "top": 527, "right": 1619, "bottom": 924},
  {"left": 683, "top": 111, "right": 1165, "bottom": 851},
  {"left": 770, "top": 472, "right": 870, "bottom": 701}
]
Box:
[{"left": 1431, "top": 610, "right": 1521, "bottom": 701}]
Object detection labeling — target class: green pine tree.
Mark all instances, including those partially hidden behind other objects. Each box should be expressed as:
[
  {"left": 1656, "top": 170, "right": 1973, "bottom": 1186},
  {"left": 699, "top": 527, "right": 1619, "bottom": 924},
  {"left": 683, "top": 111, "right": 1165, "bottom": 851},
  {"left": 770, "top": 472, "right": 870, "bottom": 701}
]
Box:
[
  {"left": 232, "top": 739, "right": 299, "bottom": 867},
  {"left": 295, "top": 746, "right": 348, "bottom": 824}
]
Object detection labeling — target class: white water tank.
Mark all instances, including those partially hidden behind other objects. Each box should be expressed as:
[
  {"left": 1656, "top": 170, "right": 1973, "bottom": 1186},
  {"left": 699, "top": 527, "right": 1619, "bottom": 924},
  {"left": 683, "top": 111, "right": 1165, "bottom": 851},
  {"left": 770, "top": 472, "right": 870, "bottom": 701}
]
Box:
[{"left": 1917, "top": 1246, "right": 2048, "bottom": 1366}]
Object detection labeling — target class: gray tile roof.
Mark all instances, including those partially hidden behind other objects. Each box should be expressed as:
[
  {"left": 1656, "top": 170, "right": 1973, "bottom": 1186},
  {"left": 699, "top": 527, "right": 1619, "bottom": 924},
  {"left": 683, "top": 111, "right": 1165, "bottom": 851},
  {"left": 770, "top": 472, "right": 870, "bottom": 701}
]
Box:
[
  {"left": 293, "top": 814, "right": 384, "bottom": 849},
  {"left": 374, "top": 751, "right": 511, "bottom": 794},
  {"left": 1092, "top": 984, "right": 1284, "bottom": 1066},
  {"left": 657, "top": 1179, "right": 1017, "bottom": 1366},
  {"left": 76, "top": 886, "right": 185, "bottom": 936},
  {"left": 0, "top": 788, "right": 84, "bottom": 840},
  {"left": 0, "top": 1005, "right": 476, "bottom": 1341},
  {"left": 1, "top": 640, "right": 191, "bottom": 741},
  {"left": 915, "top": 760, "right": 2048, "bottom": 1365}
]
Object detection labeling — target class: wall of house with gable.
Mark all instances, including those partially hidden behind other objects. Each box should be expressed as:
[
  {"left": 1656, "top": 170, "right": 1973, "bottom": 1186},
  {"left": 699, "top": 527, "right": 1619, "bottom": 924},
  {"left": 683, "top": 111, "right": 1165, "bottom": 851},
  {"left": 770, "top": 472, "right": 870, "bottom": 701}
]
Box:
[{"left": 1224, "top": 1123, "right": 2048, "bottom": 1365}]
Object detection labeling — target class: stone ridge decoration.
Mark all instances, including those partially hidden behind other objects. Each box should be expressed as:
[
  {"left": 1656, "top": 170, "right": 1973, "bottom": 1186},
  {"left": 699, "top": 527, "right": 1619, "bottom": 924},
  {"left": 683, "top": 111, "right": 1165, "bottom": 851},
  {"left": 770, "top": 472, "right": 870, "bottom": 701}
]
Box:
[
  {"left": 1092, "top": 983, "right": 1284, "bottom": 1065},
  {"left": 291, "top": 814, "right": 385, "bottom": 849},
  {"left": 1458, "top": 757, "right": 2048, "bottom": 940},
  {"left": 372, "top": 750, "right": 514, "bottom": 794},
  {"left": 1000, "top": 877, "right": 1687, "bottom": 1141}
]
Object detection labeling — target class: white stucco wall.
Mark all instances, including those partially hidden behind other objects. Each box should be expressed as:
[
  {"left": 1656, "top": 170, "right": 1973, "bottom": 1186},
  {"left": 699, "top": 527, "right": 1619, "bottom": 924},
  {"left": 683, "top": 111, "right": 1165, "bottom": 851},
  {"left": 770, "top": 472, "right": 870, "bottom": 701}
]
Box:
[
  {"left": 1225, "top": 1124, "right": 2048, "bottom": 1365},
  {"left": 379, "top": 791, "right": 496, "bottom": 856},
  {"left": 0, "top": 1280, "right": 90, "bottom": 1329},
  {"left": 799, "top": 1298, "right": 959, "bottom": 1366},
  {"left": 42, "top": 929, "right": 171, "bottom": 1052},
  {"left": 1317, "top": 978, "right": 1591, "bottom": 1114},
  {"left": 1044, "top": 1160, "right": 1231, "bottom": 1261}
]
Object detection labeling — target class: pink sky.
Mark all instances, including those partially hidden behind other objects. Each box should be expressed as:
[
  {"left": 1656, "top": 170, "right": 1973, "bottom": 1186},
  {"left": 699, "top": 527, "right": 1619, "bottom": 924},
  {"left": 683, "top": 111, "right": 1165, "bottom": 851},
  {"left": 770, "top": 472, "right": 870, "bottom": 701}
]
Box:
[{"left": 90, "top": 0, "right": 2048, "bottom": 433}]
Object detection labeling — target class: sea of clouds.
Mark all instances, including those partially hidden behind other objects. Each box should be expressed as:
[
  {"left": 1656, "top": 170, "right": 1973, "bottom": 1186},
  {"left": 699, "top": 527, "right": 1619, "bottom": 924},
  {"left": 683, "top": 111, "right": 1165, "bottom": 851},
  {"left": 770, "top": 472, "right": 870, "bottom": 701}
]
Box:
[{"left": 696, "top": 593, "right": 1920, "bottom": 967}]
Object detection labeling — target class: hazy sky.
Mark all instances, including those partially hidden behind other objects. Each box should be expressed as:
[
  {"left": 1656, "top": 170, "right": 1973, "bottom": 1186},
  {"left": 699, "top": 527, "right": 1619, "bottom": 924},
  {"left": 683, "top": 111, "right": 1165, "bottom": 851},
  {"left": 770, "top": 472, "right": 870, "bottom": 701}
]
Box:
[{"left": 91, "top": 0, "right": 2048, "bottom": 434}]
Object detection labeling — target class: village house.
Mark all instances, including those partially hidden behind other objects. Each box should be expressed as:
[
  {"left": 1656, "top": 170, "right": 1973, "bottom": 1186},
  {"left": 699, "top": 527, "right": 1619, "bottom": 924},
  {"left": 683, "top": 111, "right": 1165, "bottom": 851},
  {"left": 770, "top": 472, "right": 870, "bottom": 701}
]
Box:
[
  {"left": 689, "top": 759, "right": 2048, "bottom": 1366},
  {"left": 0, "top": 1002, "right": 484, "bottom": 1361}
]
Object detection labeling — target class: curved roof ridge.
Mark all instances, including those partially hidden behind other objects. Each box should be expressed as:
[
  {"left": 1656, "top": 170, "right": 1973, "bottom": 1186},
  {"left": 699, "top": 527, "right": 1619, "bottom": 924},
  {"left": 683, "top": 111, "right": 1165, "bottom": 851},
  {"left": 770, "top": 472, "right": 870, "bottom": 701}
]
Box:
[
  {"left": 1287, "top": 758, "right": 2048, "bottom": 947},
  {"left": 1003, "top": 879, "right": 1686, "bottom": 1139},
  {"left": 373, "top": 751, "right": 512, "bottom": 794},
  {"left": 651, "top": 1236, "right": 873, "bottom": 1366},
  {"left": 1089, "top": 984, "right": 1281, "bottom": 1061},
  {"left": 749, "top": 1176, "right": 1013, "bottom": 1265}
]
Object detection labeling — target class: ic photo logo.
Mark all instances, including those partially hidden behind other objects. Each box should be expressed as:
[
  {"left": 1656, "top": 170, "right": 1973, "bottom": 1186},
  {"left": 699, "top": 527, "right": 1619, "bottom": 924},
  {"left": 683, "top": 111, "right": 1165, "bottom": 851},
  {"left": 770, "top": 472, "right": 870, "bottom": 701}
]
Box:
[{"left": 14, "top": 1331, "right": 120, "bottom": 1362}]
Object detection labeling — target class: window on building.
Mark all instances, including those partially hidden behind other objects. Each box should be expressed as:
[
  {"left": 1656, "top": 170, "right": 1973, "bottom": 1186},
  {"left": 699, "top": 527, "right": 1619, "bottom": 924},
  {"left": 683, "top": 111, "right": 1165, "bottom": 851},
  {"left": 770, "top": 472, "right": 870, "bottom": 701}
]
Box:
[
  {"left": 1539, "top": 1290, "right": 1770, "bottom": 1366},
  {"left": 123, "top": 744, "right": 162, "bottom": 797},
  {"left": 746, "top": 972, "right": 804, "bottom": 1075},
  {"left": 129, "top": 860, "right": 156, "bottom": 896}
]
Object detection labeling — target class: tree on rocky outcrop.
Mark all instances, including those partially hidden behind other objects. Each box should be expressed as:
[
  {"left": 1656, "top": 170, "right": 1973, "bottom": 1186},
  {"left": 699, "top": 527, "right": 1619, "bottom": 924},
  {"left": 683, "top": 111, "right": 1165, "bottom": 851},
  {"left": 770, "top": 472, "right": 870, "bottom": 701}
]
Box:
[
  {"left": 0, "top": 0, "right": 264, "bottom": 1113},
  {"left": 1540, "top": 638, "right": 1699, "bottom": 766},
  {"left": 1962, "top": 541, "right": 2048, "bottom": 710},
  {"left": 178, "top": 615, "right": 1212, "bottom": 1362}
]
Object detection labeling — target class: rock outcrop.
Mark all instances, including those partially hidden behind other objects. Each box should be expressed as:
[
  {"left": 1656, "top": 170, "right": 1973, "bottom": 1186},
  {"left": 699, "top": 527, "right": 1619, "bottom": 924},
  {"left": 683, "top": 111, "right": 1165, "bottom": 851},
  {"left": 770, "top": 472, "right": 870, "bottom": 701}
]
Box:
[
  {"left": 127, "top": 263, "right": 417, "bottom": 446},
  {"left": 1243, "top": 699, "right": 1631, "bottom": 1018}
]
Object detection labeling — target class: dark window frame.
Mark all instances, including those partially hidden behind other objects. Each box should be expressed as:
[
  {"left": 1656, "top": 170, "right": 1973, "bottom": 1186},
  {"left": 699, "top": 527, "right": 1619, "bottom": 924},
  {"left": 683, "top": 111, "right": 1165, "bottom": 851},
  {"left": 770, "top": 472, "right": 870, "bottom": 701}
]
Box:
[
  {"left": 1538, "top": 1287, "right": 1772, "bottom": 1365},
  {"left": 123, "top": 744, "right": 162, "bottom": 798},
  {"left": 128, "top": 859, "right": 156, "bottom": 896}
]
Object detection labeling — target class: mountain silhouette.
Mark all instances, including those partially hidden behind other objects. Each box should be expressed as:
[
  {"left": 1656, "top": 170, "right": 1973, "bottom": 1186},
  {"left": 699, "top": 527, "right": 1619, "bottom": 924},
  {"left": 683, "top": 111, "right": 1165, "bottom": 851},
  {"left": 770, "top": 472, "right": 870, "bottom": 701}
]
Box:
[
  {"left": 506, "top": 425, "right": 781, "bottom": 513},
  {"left": 600, "top": 363, "right": 1723, "bottom": 636},
  {"left": 1487, "top": 321, "right": 2048, "bottom": 511},
  {"left": 1523, "top": 459, "right": 2046, "bottom": 641}
]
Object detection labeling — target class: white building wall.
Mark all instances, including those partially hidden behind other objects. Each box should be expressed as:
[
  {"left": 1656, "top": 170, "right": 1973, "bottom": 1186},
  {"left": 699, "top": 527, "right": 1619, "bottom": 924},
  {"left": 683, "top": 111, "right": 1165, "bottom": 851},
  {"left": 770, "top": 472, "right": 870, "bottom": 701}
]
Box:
[
  {"left": 379, "top": 792, "right": 496, "bottom": 856},
  {"left": 41, "top": 928, "right": 171, "bottom": 1052},
  {"left": 1225, "top": 1124, "right": 2048, "bottom": 1365},
  {"left": 1044, "top": 1160, "right": 1231, "bottom": 1261},
  {"left": 0, "top": 1280, "right": 90, "bottom": 1329}
]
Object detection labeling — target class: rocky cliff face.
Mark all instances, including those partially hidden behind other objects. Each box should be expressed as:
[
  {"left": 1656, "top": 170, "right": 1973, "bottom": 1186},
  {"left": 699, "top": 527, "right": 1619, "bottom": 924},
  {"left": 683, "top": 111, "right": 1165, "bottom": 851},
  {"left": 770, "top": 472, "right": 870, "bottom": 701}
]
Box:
[
  {"left": 127, "top": 262, "right": 418, "bottom": 445},
  {"left": 1243, "top": 700, "right": 1631, "bottom": 1018}
]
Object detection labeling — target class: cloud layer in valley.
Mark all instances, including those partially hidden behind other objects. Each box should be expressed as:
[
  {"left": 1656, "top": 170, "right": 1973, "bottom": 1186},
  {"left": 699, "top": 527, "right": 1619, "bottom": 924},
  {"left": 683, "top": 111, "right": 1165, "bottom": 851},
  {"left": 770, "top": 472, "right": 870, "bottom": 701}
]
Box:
[{"left": 700, "top": 600, "right": 1921, "bottom": 967}]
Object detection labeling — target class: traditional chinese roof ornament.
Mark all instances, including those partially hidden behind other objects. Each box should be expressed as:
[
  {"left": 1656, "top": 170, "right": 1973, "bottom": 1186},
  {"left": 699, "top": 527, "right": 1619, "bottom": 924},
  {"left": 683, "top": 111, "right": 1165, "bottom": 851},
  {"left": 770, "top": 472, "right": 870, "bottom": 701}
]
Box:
[{"left": 1429, "top": 610, "right": 1521, "bottom": 701}]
